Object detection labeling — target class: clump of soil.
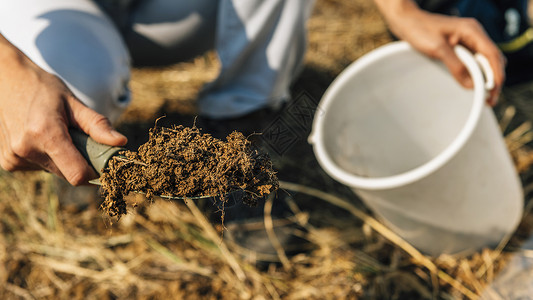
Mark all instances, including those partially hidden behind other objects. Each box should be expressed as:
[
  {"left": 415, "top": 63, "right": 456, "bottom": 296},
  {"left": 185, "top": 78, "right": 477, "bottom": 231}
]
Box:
[{"left": 99, "top": 125, "right": 279, "bottom": 218}]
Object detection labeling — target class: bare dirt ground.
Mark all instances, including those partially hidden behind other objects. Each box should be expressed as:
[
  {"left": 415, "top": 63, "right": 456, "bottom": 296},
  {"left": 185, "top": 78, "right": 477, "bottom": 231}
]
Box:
[{"left": 3, "top": 0, "right": 533, "bottom": 299}]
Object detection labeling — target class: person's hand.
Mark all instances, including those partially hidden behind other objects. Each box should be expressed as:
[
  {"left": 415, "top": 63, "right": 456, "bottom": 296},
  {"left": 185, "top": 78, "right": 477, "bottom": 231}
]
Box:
[
  {"left": 373, "top": 0, "right": 506, "bottom": 106},
  {"left": 0, "top": 34, "right": 127, "bottom": 185}
]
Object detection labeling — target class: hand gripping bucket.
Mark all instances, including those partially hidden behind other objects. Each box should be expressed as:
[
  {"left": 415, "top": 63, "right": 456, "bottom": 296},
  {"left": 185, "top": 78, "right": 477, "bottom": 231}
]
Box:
[{"left": 309, "top": 41, "right": 524, "bottom": 256}]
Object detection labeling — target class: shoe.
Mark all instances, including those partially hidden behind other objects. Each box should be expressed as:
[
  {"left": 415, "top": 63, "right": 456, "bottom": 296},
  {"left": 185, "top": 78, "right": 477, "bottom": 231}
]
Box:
[
  {"left": 210, "top": 192, "right": 312, "bottom": 267},
  {"left": 199, "top": 106, "right": 312, "bottom": 266},
  {"left": 196, "top": 106, "right": 281, "bottom": 140}
]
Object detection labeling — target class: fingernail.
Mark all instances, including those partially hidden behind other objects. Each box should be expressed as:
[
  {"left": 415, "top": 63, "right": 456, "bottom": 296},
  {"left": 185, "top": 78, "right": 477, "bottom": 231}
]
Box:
[
  {"left": 490, "top": 95, "right": 499, "bottom": 106},
  {"left": 463, "top": 76, "right": 474, "bottom": 89},
  {"left": 486, "top": 94, "right": 497, "bottom": 106},
  {"left": 111, "top": 130, "right": 127, "bottom": 140}
]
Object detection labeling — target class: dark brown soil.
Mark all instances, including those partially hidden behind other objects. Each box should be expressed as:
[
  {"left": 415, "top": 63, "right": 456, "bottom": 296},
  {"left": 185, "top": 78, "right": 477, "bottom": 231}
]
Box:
[{"left": 99, "top": 124, "right": 279, "bottom": 217}]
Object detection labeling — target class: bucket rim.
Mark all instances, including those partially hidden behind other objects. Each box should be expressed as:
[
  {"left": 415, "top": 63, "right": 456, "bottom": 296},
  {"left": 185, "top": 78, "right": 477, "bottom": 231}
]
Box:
[{"left": 309, "top": 41, "right": 487, "bottom": 190}]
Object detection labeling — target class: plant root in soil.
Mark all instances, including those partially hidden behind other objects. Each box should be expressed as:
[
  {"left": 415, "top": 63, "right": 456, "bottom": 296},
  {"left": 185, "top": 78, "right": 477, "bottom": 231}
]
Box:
[{"left": 99, "top": 125, "right": 279, "bottom": 217}]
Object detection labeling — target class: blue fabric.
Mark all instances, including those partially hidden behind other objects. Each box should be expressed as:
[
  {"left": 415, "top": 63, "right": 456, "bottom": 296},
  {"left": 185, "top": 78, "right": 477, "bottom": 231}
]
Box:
[{"left": 454, "top": 0, "right": 529, "bottom": 43}]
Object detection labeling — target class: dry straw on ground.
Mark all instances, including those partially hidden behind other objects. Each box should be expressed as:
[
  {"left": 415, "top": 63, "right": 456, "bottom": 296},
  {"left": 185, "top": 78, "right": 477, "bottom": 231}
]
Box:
[{"left": 3, "top": 0, "right": 533, "bottom": 299}]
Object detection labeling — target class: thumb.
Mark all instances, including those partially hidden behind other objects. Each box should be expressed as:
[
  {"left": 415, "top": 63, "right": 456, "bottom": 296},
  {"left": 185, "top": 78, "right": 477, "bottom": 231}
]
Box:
[{"left": 68, "top": 97, "right": 127, "bottom": 146}]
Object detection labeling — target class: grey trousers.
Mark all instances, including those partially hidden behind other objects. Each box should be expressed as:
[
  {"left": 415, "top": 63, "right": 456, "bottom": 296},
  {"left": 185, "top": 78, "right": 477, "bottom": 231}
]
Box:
[{"left": 0, "top": 0, "right": 315, "bottom": 122}]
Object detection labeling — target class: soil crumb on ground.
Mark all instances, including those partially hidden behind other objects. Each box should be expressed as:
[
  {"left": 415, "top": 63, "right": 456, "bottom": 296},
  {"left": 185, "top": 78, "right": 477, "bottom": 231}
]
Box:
[{"left": 99, "top": 125, "right": 279, "bottom": 217}]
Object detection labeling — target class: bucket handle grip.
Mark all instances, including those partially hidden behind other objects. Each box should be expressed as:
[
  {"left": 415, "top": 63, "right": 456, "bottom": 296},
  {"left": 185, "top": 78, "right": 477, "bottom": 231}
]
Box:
[{"left": 473, "top": 53, "right": 494, "bottom": 91}]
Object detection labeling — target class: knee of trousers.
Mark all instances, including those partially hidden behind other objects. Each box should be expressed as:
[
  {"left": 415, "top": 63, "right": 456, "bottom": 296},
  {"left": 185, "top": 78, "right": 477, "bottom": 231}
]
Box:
[
  {"left": 0, "top": 4, "right": 132, "bottom": 123},
  {"left": 34, "top": 19, "right": 132, "bottom": 123},
  {"left": 60, "top": 59, "right": 132, "bottom": 124}
]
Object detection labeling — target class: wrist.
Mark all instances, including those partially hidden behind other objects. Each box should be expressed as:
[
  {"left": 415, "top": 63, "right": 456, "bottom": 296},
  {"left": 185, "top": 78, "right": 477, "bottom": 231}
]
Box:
[
  {"left": 374, "top": 0, "right": 421, "bottom": 19},
  {"left": 0, "top": 34, "right": 23, "bottom": 63},
  {"left": 0, "top": 34, "right": 39, "bottom": 74},
  {"left": 374, "top": 0, "right": 426, "bottom": 38}
]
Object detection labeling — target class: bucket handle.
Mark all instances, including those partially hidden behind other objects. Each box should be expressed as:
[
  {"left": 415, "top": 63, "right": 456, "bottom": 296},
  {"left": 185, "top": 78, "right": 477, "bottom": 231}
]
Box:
[{"left": 473, "top": 53, "right": 495, "bottom": 91}]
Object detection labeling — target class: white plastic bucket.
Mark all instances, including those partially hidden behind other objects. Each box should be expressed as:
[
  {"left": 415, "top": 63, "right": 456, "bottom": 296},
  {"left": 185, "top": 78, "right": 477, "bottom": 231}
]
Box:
[{"left": 309, "top": 41, "right": 524, "bottom": 256}]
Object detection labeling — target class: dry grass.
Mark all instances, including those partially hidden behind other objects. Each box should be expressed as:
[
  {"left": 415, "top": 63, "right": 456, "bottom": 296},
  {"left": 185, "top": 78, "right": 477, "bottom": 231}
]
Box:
[
  {"left": 3, "top": 0, "right": 533, "bottom": 299},
  {"left": 2, "top": 136, "right": 533, "bottom": 299}
]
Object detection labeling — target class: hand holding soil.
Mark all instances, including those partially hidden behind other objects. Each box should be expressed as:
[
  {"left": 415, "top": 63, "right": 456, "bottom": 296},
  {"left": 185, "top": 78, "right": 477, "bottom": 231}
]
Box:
[{"left": 99, "top": 125, "right": 279, "bottom": 218}]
